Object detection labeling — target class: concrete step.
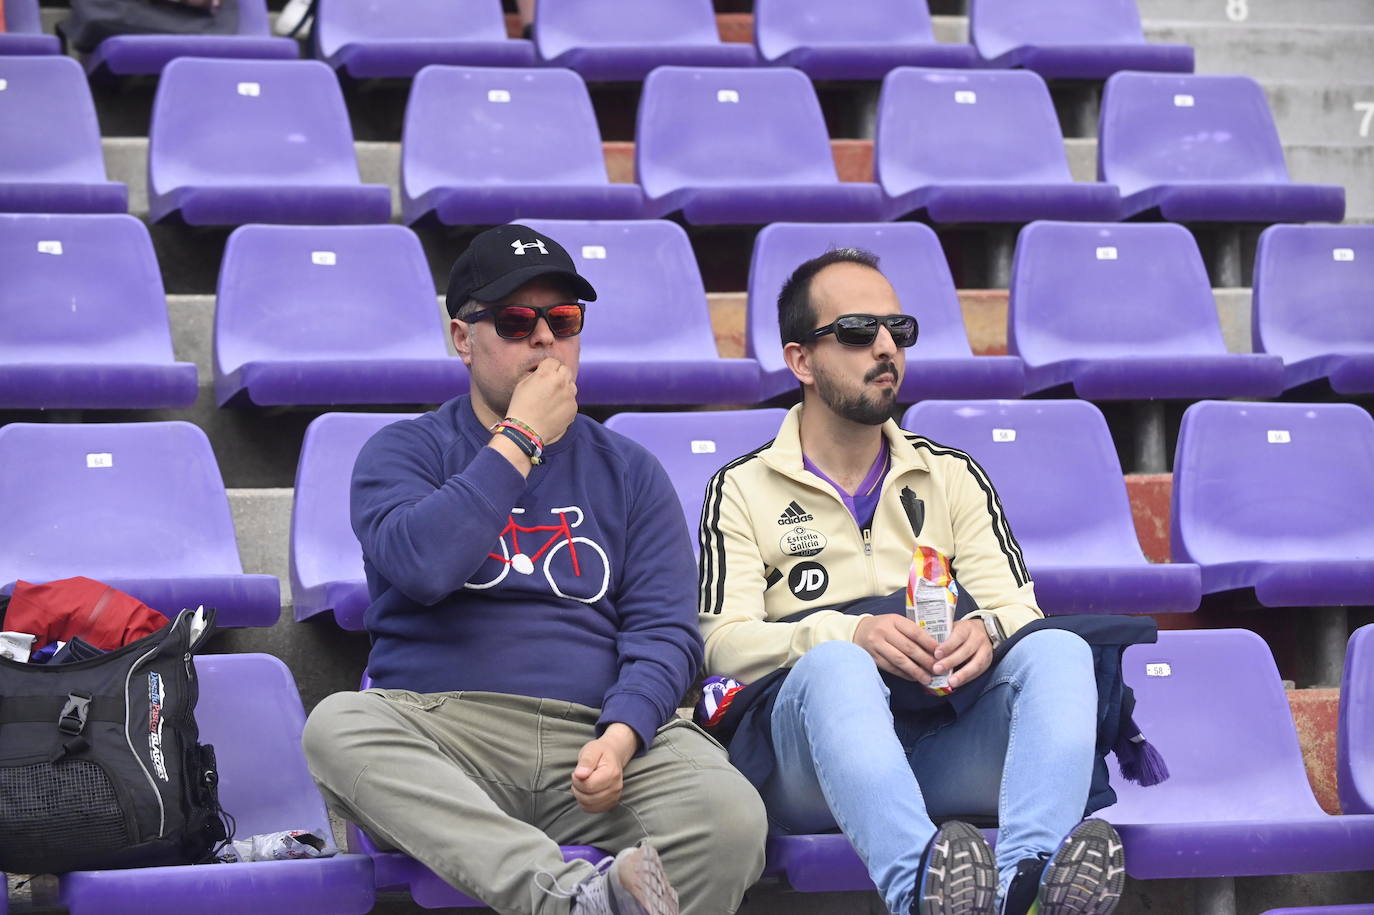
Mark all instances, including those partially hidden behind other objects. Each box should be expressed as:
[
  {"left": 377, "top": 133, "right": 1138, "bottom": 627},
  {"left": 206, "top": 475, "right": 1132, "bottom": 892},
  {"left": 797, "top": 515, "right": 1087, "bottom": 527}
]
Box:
[
  {"left": 1050, "top": 139, "right": 1374, "bottom": 222},
  {"left": 1143, "top": 21, "right": 1374, "bottom": 82},
  {"left": 1138, "top": 0, "right": 1374, "bottom": 27},
  {"left": 1262, "top": 81, "right": 1374, "bottom": 146}
]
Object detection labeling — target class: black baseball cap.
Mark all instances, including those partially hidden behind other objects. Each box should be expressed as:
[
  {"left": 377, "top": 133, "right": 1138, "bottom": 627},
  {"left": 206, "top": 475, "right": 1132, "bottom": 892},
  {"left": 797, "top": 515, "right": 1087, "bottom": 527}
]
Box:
[{"left": 444, "top": 225, "right": 598, "bottom": 319}]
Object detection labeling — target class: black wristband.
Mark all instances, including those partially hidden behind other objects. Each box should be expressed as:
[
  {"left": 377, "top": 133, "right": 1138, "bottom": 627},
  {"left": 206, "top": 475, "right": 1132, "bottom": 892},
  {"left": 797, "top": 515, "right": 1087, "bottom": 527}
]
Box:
[{"left": 496, "top": 424, "right": 542, "bottom": 465}]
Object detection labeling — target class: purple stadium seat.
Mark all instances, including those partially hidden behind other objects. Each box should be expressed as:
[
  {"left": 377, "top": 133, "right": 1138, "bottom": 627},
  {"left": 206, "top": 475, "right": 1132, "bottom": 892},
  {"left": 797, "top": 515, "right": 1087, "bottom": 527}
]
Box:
[
  {"left": 755, "top": 0, "right": 977, "bottom": 79},
  {"left": 876, "top": 68, "right": 1121, "bottom": 223},
  {"left": 314, "top": 0, "right": 535, "bottom": 78},
  {"left": 0, "top": 56, "right": 127, "bottom": 214},
  {"left": 1, "top": 0, "right": 60, "bottom": 54},
  {"left": 904, "top": 400, "right": 1201, "bottom": 615},
  {"left": 214, "top": 224, "right": 465, "bottom": 407},
  {"left": 0, "top": 214, "right": 197, "bottom": 410},
  {"left": 1100, "top": 73, "right": 1346, "bottom": 222},
  {"left": 1172, "top": 401, "right": 1374, "bottom": 605},
  {"left": 58, "top": 654, "right": 375, "bottom": 915},
  {"left": 969, "top": 0, "right": 1193, "bottom": 79},
  {"left": 764, "top": 834, "right": 874, "bottom": 892},
  {"left": 347, "top": 824, "right": 606, "bottom": 909},
  {"left": 347, "top": 670, "right": 608, "bottom": 907},
  {"left": 1253, "top": 224, "right": 1374, "bottom": 395},
  {"left": 602, "top": 409, "right": 788, "bottom": 544},
  {"left": 0, "top": 422, "right": 280, "bottom": 627},
  {"left": 1099, "top": 629, "right": 1374, "bottom": 878},
  {"left": 148, "top": 58, "right": 390, "bottom": 226},
  {"left": 534, "top": 0, "right": 755, "bottom": 82},
  {"left": 517, "top": 219, "right": 762, "bottom": 404},
  {"left": 291, "top": 412, "right": 419, "bottom": 628},
  {"left": 402, "top": 66, "right": 644, "bottom": 226},
  {"left": 1261, "top": 909, "right": 1374, "bottom": 915},
  {"left": 1339, "top": 624, "right": 1374, "bottom": 815},
  {"left": 637, "top": 67, "right": 885, "bottom": 224},
  {"left": 746, "top": 222, "right": 1025, "bottom": 401},
  {"left": 1009, "top": 221, "right": 1284, "bottom": 399},
  {"left": 83, "top": 0, "right": 298, "bottom": 78}
]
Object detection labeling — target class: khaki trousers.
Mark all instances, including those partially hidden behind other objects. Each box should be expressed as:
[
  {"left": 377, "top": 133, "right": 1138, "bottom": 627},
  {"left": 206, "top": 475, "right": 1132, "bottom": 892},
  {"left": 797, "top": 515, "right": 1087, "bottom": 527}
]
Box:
[{"left": 302, "top": 689, "right": 767, "bottom": 915}]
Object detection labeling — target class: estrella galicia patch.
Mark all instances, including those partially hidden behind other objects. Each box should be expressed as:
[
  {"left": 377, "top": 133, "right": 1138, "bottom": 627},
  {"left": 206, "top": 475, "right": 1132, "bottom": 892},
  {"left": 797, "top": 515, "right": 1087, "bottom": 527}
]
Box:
[
  {"left": 779, "top": 526, "right": 827, "bottom": 558},
  {"left": 788, "top": 561, "right": 829, "bottom": 601}
]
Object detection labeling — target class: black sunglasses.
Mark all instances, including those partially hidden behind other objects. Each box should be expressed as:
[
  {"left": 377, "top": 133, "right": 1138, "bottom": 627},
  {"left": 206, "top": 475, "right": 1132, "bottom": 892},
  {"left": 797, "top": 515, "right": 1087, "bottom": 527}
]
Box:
[
  {"left": 467, "top": 302, "right": 586, "bottom": 340},
  {"left": 809, "top": 313, "right": 919, "bottom": 348}
]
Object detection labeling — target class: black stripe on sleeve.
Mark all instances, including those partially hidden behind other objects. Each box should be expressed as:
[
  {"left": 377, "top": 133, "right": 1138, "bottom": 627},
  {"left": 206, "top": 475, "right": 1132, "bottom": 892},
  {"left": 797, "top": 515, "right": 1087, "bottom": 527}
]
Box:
[{"left": 697, "top": 443, "right": 771, "bottom": 616}]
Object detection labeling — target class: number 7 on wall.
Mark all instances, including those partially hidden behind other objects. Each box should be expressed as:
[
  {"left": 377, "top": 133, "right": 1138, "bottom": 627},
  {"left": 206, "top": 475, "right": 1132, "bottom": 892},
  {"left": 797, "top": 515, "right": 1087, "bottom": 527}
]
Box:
[{"left": 1356, "top": 102, "right": 1374, "bottom": 139}]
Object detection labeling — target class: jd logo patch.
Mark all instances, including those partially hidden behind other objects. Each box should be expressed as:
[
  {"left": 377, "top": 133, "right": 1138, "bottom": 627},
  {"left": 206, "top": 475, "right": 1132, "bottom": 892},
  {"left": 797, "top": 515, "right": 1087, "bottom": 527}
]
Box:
[
  {"left": 780, "top": 526, "right": 827, "bottom": 558},
  {"left": 788, "top": 562, "right": 829, "bottom": 601}
]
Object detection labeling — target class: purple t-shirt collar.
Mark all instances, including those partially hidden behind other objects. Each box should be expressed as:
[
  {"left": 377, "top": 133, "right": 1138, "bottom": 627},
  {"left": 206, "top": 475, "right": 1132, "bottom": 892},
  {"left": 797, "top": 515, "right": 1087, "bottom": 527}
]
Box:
[{"left": 803, "top": 443, "right": 890, "bottom": 527}]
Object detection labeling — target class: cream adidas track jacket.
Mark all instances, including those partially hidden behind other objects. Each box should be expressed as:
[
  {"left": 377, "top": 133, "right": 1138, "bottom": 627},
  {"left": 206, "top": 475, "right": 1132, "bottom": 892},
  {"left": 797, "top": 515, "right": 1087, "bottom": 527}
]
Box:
[{"left": 698, "top": 406, "right": 1043, "bottom": 683}]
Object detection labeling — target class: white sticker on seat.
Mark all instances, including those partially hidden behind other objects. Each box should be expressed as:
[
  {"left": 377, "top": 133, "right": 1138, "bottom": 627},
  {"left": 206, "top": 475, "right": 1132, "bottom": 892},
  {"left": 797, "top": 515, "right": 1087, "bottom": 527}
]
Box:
[
  {"left": 992, "top": 428, "right": 1016, "bottom": 442},
  {"left": 237, "top": 82, "right": 261, "bottom": 97},
  {"left": 86, "top": 453, "right": 114, "bottom": 469},
  {"left": 717, "top": 89, "right": 740, "bottom": 103},
  {"left": 691, "top": 440, "right": 717, "bottom": 454},
  {"left": 582, "top": 245, "right": 607, "bottom": 260},
  {"left": 1096, "top": 246, "right": 1118, "bottom": 260},
  {"left": 1333, "top": 248, "right": 1355, "bottom": 262},
  {"left": 37, "top": 241, "right": 63, "bottom": 255},
  {"left": 0, "top": 80, "right": 8, "bottom": 92},
  {"left": 1145, "top": 663, "right": 1172, "bottom": 677},
  {"left": 1268, "top": 430, "right": 1291, "bottom": 444},
  {"left": 1173, "top": 94, "right": 1195, "bottom": 107},
  {"left": 311, "top": 251, "right": 337, "bottom": 266},
  {"left": 487, "top": 89, "right": 511, "bottom": 103},
  {"left": 954, "top": 90, "right": 977, "bottom": 104}
]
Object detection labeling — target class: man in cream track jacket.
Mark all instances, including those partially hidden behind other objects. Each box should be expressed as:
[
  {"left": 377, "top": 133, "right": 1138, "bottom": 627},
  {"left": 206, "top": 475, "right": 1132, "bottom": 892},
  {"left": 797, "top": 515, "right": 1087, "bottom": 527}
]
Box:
[{"left": 697, "top": 248, "right": 1125, "bottom": 915}]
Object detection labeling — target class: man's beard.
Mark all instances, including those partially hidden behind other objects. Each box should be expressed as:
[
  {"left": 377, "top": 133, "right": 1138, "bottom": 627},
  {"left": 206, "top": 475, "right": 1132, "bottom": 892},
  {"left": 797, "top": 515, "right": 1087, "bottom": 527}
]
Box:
[{"left": 814, "top": 361, "right": 899, "bottom": 426}]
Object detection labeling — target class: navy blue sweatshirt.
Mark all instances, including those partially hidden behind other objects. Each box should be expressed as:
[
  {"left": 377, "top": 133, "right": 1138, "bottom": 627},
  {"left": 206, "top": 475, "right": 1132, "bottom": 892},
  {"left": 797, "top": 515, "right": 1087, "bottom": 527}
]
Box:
[{"left": 350, "top": 395, "right": 703, "bottom": 749}]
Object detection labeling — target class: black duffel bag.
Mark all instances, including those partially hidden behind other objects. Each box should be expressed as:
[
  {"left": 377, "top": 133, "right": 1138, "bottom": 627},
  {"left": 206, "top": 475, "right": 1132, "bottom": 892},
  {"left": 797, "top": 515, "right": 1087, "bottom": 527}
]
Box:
[
  {"left": 0, "top": 607, "right": 230, "bottom": 873},
  {"left": 59, "top": 0, "right": 240, "bottom": 54}
]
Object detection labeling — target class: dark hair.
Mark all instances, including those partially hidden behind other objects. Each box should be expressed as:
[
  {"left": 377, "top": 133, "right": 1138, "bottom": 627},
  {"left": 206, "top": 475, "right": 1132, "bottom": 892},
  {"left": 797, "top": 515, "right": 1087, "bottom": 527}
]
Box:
[{"left": 776, "top": 247, "right": 882, "bottom": 347}]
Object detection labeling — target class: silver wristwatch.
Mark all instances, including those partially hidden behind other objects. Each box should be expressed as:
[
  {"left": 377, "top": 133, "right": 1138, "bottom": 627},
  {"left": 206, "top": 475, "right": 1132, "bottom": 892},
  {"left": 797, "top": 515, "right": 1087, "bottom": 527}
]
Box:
[{"left": 980, "top": 614, "right": 1006, "bottom": 650}]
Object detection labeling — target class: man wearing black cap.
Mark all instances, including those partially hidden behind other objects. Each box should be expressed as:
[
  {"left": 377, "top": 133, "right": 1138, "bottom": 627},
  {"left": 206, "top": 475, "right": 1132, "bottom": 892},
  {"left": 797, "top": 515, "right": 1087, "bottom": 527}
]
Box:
[{"left": 303, "top": 226, "right": 767, "bottom": 915}]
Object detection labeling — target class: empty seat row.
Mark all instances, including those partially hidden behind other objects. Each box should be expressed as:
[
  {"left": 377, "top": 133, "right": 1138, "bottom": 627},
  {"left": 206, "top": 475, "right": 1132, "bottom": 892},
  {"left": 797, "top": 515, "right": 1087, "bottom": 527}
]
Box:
[
  {"left": 5, "top": 215, "right": 1369, "bottom": 414},
  {"left": 17, "top": 625, "right": 1374, "bottom": 910},
  {"left": 0, "top": 0, "right": 293, "bottom": 76},
  {"left": 3, "top": 0, "right": 1191, "bottom": 82},
  {"left": 1, "top": 56, "right": 1344, "bottom": 227},
  {"left": 294, "top": 399, "right": 1374, "bottom": 630}
]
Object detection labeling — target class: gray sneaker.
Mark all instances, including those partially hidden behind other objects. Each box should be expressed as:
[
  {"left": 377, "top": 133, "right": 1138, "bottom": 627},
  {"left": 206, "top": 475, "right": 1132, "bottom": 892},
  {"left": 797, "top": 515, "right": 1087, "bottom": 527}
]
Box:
[{"left": 568, "top": 841, "right": 679, "bottom": 915}]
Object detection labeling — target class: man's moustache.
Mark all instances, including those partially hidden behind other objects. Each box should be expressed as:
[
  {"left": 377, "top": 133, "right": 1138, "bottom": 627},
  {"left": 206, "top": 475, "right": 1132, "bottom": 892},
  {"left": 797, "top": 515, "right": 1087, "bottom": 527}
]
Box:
[{"left": 865, "top": 362, "right": 898, "bottom": 383}]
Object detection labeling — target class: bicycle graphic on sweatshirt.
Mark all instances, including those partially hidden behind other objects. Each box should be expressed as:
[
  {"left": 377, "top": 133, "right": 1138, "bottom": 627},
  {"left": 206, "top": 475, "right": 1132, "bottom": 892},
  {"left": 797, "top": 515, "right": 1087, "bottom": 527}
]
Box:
[{"left": 464, "top": 506, "right": 610, "bottom": 603}]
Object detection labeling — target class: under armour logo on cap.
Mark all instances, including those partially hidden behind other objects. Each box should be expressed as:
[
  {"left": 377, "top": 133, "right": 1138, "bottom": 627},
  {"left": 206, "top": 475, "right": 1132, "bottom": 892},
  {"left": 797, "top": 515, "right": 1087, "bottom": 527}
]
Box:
[
  {"left": 445, "top": 225, "right": 598, "bottom": 318},
  {"left": 511, "top": 239, "right": 548, "bottom": 256}
]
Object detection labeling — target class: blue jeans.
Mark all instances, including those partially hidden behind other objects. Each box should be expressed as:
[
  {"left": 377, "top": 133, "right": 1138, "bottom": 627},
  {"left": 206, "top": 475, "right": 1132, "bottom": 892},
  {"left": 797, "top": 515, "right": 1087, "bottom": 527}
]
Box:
[{"left": 762, "top": 630, "right": 1097, "bottom": 915}]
